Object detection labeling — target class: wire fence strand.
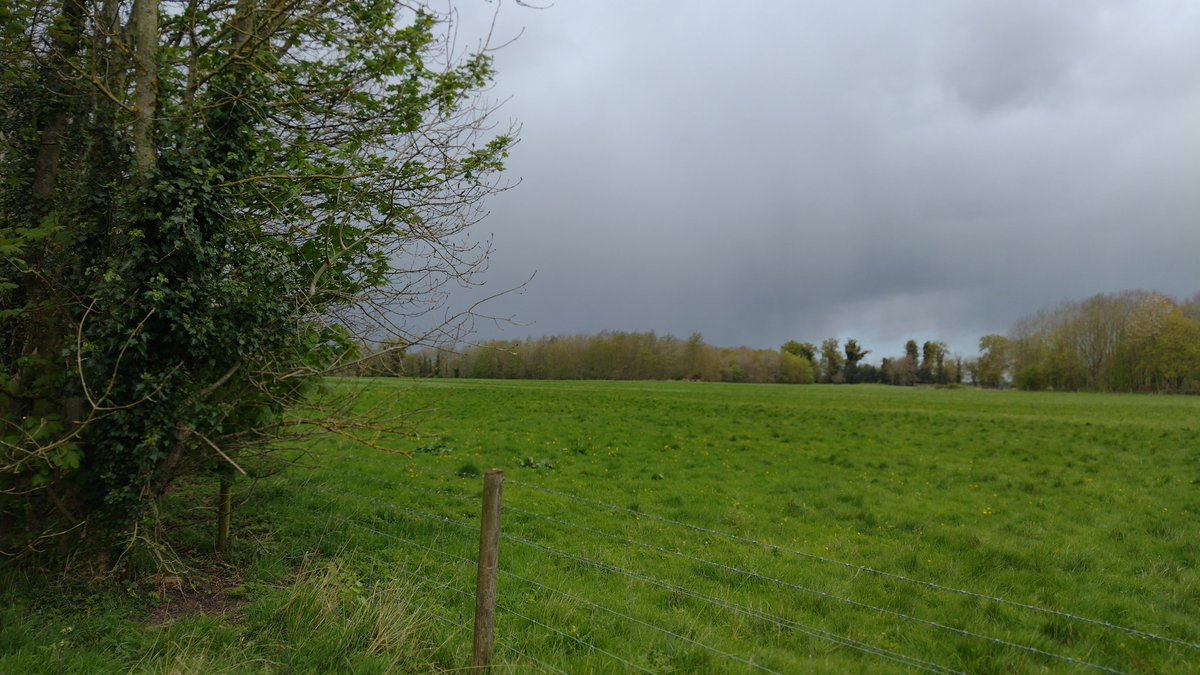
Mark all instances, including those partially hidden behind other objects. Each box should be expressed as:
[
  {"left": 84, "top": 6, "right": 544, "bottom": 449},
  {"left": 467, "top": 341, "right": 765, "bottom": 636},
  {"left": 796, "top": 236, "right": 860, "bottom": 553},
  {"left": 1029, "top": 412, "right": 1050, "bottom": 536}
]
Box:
[
  {"left": 497, "top": 640, "right": 570, "bottom": 675},
  {"left": 340, "top": 498, "right": 784, "bottom": 673},
  {"left": 343, "top": 512, "right": 690, "bottom": 674},
  {"left": 334, "top": 474, "right": 1123, "bottom": 671},
  {"left": 499, "top": 528, "right": 966, "bottom": 675},
  {"left": 499, "top": 566, "right": 782, "bottom": 674},
  {"left": 320, "top": 483, "right": 1137, "bottom": 673},
  {"left": 497, "top": 501, "right": 1123, "bottom": 673},
  {"left": 506, "top": 478, "right": 1200, "bottom": 652},
  {"left": 327, "top": 489, "right": 965, "bottom": 675},
  {"left": 328, "top": 469, "right": 1182, "bottom": 667},
  {"left": 343, "top": 520, "right": 581, "bottom": 674},
  {"left": 499, "top": 603, "right": 657, "bottom": 674},
  {"left": 328, "top": 458, "right": 1184, "bottom": 652}
]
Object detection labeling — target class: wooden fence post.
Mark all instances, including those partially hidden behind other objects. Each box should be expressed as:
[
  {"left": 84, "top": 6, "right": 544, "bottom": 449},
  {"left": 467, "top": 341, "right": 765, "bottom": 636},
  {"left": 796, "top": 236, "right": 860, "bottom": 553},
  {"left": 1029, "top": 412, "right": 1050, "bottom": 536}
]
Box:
[
  {"left": 472, "top": 469, "right": 504, "bottom": 672},
  {"left": 215, "top": 475, "right": 233, "bottom": 555}
]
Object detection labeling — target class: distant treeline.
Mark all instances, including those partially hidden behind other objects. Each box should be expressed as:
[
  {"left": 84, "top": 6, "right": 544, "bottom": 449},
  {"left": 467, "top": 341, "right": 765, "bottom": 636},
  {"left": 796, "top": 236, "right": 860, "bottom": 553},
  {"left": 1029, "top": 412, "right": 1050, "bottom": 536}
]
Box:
[
  {"left": 354, "top": 332, "right": 966, "bottom": 386},
  {"left": 352, "top": 289, "right": 1199, "bottom": 393},
  {"left": 975, "top": 291, "right": 1200, "bottom": 393}
]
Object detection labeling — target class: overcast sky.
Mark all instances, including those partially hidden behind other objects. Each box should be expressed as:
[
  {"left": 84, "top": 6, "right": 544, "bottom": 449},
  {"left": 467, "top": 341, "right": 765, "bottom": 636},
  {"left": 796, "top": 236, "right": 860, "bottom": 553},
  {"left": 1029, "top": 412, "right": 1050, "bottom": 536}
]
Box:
[{"left": 446, "top": 1, "right": 1200, "bottom": 357}]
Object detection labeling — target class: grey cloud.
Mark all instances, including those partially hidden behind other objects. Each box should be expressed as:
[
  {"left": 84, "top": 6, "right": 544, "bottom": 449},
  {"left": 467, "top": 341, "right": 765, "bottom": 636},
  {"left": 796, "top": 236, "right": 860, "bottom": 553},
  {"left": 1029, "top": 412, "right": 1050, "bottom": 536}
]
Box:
[
  {"left": 442, "top": 1, "right": 1200, "bottom": 358},
  {"left": 939, "top": 2, "right": 1093, "bottom": 114}
]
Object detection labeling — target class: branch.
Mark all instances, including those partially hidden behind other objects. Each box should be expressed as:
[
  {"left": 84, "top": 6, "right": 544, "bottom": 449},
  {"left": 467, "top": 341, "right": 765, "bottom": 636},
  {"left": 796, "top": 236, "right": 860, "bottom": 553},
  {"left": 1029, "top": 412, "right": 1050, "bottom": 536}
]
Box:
[
  {"left": 214, "top": 172, "right": 371, "bottom": 188},
  {"left": 195, "top": 431, "right": 248, "bottom": 476}
]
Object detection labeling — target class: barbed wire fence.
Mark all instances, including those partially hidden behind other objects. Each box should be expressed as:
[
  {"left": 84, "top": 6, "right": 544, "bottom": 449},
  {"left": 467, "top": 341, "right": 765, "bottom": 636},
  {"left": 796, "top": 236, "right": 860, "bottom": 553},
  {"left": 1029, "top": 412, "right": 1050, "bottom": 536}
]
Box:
[{"left": 306, "top": 458, "right": 1200, "bottom": 673}]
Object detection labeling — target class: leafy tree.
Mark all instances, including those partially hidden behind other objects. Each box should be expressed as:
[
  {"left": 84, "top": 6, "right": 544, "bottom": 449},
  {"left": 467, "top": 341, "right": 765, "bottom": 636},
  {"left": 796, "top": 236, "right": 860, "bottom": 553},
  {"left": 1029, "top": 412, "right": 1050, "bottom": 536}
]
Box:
[
  {"left": 842, "top": 339, "right": 870, "bottom": 384},
  {"left": 819, "top": 338, "right": 844, "bottom": 384},
  {"left": 919, "top": 341, "right": 946, "bottom": 384},
  {"left": 683, "top": 332, "right": 721, "bottom": 381},
  {"left": 1004, "top": 290, "right": 1199, "bottom": 393},
  {"left": 843, "top": 339, "right": 870, "bottom": 364},
  {"left": 1113, "top": 295, "right": 1198, "bottom": 392},
  {"left": 854, "top": 362, "right": 881, "bottom": 384},
  {"left": 975, "top": 335, "right": 1010, "bottom": 388},
  {"left": 778, "top": 351, "right": 815, "bottom": 384},
  {"left": 882, "top": 340, "right": 919, "bottom": 386},
  {"left": 1149, "top": 312, "right": 1200, "bottom": 392},
  {"left": 902, "top": 336, "right": 921, "bottom": 384},
  {"left": 1182, "top": 292, "right": 1200, "bottom": 322},
  {"left": 1, "top": 0, "right": 515, "bottom": 558},
  {"left": 782, "top": 340, "right": 818, "bottom": 376}
]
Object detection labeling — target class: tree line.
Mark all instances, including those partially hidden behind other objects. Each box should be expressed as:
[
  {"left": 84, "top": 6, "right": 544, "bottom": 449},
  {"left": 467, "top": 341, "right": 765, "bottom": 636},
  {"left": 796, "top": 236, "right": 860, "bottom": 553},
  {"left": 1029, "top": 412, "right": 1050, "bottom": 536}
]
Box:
[
  {"left": 352, "top": 332, "right": 966, "bottom": 386},
  {"left": 971, "top": 291, "right": 1200, "bottom": 393},
  {"left": 353, "top": 289, "right": 1199, "bottom": 394}
]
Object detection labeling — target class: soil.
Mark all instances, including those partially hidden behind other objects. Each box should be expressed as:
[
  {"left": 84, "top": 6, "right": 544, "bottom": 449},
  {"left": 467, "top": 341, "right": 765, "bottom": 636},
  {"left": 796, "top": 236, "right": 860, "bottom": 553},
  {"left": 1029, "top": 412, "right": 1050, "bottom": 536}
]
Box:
[{"left": 140, "top": 563, "right": 249, "bottom": 626}]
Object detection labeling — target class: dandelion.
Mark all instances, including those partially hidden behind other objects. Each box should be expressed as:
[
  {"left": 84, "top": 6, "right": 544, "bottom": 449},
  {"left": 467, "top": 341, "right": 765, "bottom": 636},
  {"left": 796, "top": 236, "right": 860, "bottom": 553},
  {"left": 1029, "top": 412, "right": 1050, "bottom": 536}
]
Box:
[{"left": 981, "top": 507, "right": 993, "bottom": 516}]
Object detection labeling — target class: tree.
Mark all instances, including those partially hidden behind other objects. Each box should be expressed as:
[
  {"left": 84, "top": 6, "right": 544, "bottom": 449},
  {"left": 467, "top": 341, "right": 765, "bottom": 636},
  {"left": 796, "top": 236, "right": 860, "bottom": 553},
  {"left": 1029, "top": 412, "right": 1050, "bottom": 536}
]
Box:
[
  {"left": 1148, "top": 312, "right": 1200, "bottom": 393},
  {"left": 842, "top": 339, "right": 870, "bottom": 384},
  {"left": 904, "top": 340, "right": 920, "bottom": 379},
  {"left": 819, "top": 338, "right": 844, "bottom": 384},
  {"left": 782, "top": 340, "right": 818, "bottom": 376},
  {"left": 1182, "top": 292, "right": 1200, "bottom": 322},
  {"left": 1, "top": 0, "right": 515, "bottom": 558},
  {"left": 975, "top": 335, "right": 1010, "bottom": 388},
  {"left": 1003, "top": 290, "right": 1199, "bottom": 392},
  {"left": 1114, "top": 294, "right": 1192, "bottom": 392},
  {"left": 778, "top": 351, "right": 814, "bottom": 384},
  {"left": 884, "top": 340, "right": 919, "bottom": 386},
  {"left": 919, "top": 341, "right": 946, "bottom": 384}
]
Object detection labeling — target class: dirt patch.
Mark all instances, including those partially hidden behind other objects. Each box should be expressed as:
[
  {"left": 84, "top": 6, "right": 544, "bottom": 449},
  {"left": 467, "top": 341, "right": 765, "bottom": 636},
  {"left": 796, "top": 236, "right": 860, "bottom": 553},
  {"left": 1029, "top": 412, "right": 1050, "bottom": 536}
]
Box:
[{"left": 140, "top": 565, "right": 250, "bottom": 626}]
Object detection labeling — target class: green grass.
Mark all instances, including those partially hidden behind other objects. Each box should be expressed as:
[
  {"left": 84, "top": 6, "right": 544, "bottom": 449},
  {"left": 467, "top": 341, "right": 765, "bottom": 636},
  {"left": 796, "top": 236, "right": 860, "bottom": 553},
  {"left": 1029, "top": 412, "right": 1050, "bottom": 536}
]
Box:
[{"left": 3, "top": 380, "right": 1199, "bottom": 673}]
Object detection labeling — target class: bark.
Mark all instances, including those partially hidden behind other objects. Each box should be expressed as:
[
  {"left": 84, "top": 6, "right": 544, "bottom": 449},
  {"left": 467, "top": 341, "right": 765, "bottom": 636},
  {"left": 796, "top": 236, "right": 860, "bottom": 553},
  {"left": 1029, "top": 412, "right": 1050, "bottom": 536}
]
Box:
[
  {"left": 132, "top": 0, "right": 159, "bottom": 174},
  {"left": 30, "top": 0, "right": 85, "bottom": 210},
  {"left": 234, "top": 0, "right": 257, "bottom": 52}
]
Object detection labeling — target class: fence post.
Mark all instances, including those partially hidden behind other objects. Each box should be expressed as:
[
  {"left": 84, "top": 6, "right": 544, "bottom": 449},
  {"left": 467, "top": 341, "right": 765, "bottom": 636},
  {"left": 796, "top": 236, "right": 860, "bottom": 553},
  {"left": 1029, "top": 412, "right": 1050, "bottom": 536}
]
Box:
[
  {"left": 215, "top": 475, "right": 233, "bottom": 555},
  {"left": 472, "top": 469, "right": 504, "bottom": 672}
]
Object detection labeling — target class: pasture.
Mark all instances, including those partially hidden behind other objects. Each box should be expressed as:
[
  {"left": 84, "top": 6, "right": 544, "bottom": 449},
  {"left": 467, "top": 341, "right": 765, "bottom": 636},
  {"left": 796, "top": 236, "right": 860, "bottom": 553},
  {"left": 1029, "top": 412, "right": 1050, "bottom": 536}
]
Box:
[{"left": 3, "top": 380, "right": 1199, "bottom": 673}]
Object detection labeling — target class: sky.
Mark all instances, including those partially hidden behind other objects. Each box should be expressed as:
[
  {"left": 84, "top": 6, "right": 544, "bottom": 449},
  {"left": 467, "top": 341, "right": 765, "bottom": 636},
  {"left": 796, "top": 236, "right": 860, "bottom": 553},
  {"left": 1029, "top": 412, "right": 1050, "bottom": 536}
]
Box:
[{"left": 443, "top": 0, "right": 1200, "bottom": 358}]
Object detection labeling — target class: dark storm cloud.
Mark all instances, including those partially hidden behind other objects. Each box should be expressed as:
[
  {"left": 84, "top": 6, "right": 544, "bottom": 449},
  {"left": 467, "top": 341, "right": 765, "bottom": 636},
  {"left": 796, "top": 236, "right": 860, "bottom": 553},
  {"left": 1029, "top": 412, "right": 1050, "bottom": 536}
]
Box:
[{"left": 448, "top": 1, "right": 1200, "bottom": 357}]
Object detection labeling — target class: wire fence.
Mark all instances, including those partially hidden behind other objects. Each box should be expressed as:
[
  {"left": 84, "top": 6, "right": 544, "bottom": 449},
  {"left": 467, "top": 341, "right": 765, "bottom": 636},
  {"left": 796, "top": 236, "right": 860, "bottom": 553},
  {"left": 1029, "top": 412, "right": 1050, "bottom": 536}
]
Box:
[{"left": 305, "top": 458, "right": 1199, "bottom": 674}]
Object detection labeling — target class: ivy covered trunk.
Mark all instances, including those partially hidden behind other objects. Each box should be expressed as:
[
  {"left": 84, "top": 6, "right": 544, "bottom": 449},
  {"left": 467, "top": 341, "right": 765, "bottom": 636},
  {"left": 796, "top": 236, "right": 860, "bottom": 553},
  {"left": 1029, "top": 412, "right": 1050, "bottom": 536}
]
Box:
[{"left": 0, "top": 0, "right": 514, "bottom": 563}]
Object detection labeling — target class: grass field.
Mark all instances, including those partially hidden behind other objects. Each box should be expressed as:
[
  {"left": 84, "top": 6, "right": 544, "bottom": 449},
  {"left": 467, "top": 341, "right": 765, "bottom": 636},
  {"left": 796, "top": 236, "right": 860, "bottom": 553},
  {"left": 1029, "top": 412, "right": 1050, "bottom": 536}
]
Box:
[{"left": 3, "top": 380, "right": 1199, "bottom": 673}]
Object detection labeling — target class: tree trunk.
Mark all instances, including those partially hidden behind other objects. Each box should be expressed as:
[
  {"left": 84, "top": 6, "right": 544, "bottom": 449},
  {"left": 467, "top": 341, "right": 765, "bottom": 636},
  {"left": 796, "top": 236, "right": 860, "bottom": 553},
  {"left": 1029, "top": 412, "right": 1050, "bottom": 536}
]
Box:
[
  {"left": 16, "top": 0, "right": 86, "bottom": 420},
  {"left": 132, "top": 0, "right": 159, "bottom": 175},
  {"left": 216, "top": 476, "right": 233, "bottom": 554}
]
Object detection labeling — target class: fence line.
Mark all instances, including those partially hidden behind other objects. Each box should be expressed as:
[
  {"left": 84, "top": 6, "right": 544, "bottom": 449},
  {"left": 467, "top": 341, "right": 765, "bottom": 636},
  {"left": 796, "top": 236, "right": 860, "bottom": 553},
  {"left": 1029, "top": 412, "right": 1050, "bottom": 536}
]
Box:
[
  {"left": 507, "top": 478, "right": 1200, "bottom": 652},
  {"left": 324, "top": 484, "right": 1128, "bottom": 673},
  {"left": 347, "top": 518, "right": 657, "bottom": 673},
  {"left": 498, "top": 603, "right": 657, "bottom": 674},
  {"left": 496, "top": 641, "right": 570, "bottom": 675},
  {"left": 337, "top": 525, "right": 567, "bottom": 675},
  {"left": 335, "top": 490, "right": 965, "bottom": 675},
  {"left": 332, "top": 469, "right": 1193, "bottom": 657},
  {"left": 499, "top": 567, "right": 781, "bottom": 674},
  {"left": 500, "top": 529, "right": 966, "bottom": 675},
  {"left": 344, "top": 507, "right": 784, "bottom": 673},
  {"left": 498, "top": 501, "right": 1121, "bottom": 673}
]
